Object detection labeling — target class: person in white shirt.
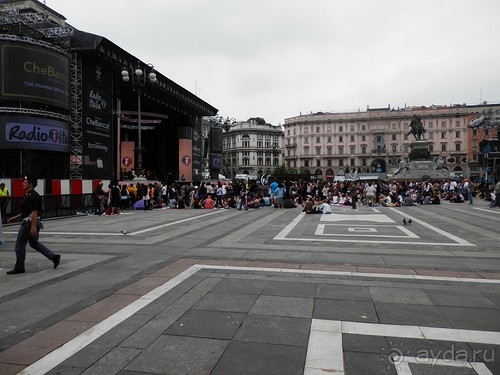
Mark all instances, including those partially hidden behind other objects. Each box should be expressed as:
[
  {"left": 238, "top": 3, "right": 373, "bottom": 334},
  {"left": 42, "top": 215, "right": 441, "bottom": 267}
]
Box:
[{"left": 317, "top": 200, "right": 332, "bottom": 214}]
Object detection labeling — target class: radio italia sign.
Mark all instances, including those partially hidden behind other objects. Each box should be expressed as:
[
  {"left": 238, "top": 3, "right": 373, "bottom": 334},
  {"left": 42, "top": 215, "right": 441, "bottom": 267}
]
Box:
[{"left": 0, "top": 116, "right": 69, "bottom": 152}]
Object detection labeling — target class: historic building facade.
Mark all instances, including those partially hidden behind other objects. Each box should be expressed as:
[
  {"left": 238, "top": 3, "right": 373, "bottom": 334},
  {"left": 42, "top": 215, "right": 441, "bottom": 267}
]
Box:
[
  {"left": 283, "top": 104, "right": 500, "bottom": 180},
  {"left": 222, "top": 120, "right": 284, "bottom": 178}
]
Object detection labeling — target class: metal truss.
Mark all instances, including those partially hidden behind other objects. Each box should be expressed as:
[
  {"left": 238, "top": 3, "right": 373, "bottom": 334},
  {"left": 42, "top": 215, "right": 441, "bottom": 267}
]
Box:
[
  {"left": 39, "top": 26, "right": 73, "bottom": 39},
  {"left": 0, "top": 7, "right": 46, "bottom": 25},
  {"left": 0, "top": 5, "right": 71, "bottom": 48},
  {"left": 0, "top": 33, "right": 68, "bottom": 55},
  {"left": 0, "top": 107, "right": 68, "bottom": 121},
  {"left": 69, "top": 52, "right": 83, "bottom": 180}
]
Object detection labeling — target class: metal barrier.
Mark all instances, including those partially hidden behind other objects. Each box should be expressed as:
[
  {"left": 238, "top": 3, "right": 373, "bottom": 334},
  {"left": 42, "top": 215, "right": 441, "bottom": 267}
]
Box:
[{"left": 4, "top": 194, "right": 95, "bottom": 220}]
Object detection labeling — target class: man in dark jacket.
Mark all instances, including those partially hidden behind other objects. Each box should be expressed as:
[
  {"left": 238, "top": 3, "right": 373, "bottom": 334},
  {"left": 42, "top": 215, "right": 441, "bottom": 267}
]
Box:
[{"left": 6, "top": 176, "right": 61, "bottom": 274}]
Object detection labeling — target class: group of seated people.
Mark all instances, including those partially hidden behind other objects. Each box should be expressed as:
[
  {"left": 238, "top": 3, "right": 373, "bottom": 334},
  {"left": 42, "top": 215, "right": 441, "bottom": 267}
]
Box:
[
  {"left": 378, "top": 191, "right": 442, "bottom": 206},
  {"left": 302, "top": 197, "right": 333, "bottom": 214}
]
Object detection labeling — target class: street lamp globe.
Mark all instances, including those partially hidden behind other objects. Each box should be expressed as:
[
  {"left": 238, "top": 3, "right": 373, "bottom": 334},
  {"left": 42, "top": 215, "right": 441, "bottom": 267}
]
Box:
[{"left": 121, "top": 69, "right": 130, "bottom": 82}]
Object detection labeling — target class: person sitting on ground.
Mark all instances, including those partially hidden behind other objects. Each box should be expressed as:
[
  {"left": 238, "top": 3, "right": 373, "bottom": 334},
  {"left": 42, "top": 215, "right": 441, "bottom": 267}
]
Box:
[
  {"left": 317, "top": 199, "right": 332, "bottom": 214},
  {"left": 192, "top": 197, "right": 202, "bottom": 209},
  {"left": 342, "top": 195, "right": 351, "bottom": 206},
  {"left": 303, "top": 197, "right": 316, "bottom": 214},
  {"left": 403, "top": 194, "right": 415, "bottom": 206},
  {"left": 449, "top": 191, "right": 464, "bottom": 203},
  {"left": 177, "top": 196, "right": 185, "bottom": 209},
  {"left": 423, "top": 194, "right": 432, "bottom": 205},
  {"left": 331, "top": 194, "right": 339, "bottom": 205},
  {"left": 203, "top": 195, "right": 215, "bottom": 209},
  {"left": 227, "top": 196, "right": 237, "bottom": 208},
  {"left": 247, "top": 197, "right": 262, "bottom": 209},
  {"left": 431, "top": 193, "right": 441, "bottom": 205}
]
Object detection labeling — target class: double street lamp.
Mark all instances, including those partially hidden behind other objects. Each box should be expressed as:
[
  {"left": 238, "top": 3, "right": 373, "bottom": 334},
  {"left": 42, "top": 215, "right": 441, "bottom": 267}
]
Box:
[
  {"left": 221, "top": 117, "right": 236, "bottom": 177},
  {"left": 121, "top": 64, "right": 157, "bottom": 177}
]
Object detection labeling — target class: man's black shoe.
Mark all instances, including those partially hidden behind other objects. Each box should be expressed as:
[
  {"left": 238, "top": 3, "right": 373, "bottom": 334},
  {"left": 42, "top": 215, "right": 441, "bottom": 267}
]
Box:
[
  {"left": 7, "top": 269, "right": 25, "bottom": 275},
  {"left": 52, "top": 254, "right": 61, "bottom": 269}
]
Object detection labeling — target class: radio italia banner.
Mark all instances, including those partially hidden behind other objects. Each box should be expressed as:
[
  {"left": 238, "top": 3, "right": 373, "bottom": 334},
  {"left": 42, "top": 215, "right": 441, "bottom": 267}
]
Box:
[
  {"left": 81, "top": 56, "right": 113, "bottom": 179},
  {"left": 179, "top": 139, "right": 193, "bottom": 181},
  {"left": 0, "top": 42, "right": 69, "bottom": 109},
  {"left": 0, "top": 115, "right": 69, "bottom": 152},
  {"left": 120, "top": 141, "right": 135, "bottom": 173}
]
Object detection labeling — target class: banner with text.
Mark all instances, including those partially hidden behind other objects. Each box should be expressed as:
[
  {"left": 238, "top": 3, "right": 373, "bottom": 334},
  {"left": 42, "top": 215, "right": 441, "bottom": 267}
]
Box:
[
  {"left": 0, "top": 115, "right": 69, "bottom": 152},
  {"left": 81, "top": 56, "right": 113, "bottom": 179},
  {"left": 0, "top": 42, "right": 69, "bottom": 109}
]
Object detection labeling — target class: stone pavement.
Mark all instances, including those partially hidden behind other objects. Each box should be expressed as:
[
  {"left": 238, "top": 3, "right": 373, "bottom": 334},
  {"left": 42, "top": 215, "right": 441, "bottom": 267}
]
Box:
[{"left": 0, "top": 202, "right": 499, "bottom": 374}]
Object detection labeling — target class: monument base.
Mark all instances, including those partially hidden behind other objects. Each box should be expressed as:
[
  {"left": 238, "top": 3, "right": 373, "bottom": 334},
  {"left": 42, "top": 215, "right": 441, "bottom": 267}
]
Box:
[
  {"left": 392, "top": 140, "right": 450, "bottom": 180},
  {"left": 392, "top": 160, "right": 450, "bottom": 180}
]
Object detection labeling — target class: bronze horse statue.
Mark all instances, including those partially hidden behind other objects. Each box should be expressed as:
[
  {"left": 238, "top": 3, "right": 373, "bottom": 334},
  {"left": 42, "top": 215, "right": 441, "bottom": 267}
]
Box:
[{"left": 408, "top": 115, "right": 426, "bottom": 140}]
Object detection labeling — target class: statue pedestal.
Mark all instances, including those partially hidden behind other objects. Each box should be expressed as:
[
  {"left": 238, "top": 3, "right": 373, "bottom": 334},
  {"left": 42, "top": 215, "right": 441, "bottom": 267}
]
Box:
[
  {"left": 409, "top": 140, "right": 432, "bottom": 161},
  {"left": 393, "top": 140, "right": 450, "bottom": 180}
]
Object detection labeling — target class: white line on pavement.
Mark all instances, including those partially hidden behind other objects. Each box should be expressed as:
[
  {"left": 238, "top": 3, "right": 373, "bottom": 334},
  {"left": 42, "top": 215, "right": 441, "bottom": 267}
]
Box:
[
  {"left": 307, "top": 319, "right": 499, "bottom": 375},
  {"left": 389, "top": 208, "right": 475, "bottom": 247},
  {"left": 473, "top": 207, "right": 500, "bottom": 215},
  {"left": 18, "top": 265, "right": 204, "bottom": 375},
  {"left": 4, "top": 211, "right": 224, "bottom": 237}
]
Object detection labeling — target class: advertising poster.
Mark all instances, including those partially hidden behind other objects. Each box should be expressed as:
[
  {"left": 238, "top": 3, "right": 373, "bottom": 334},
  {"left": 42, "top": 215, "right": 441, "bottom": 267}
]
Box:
[
  {"left": 0, "top": 42, "right": 69, "bottom": 109},
  {"left": 191, "top": 119, "right": 202, "bottom": 181},
  {"left": 81, "top": 56, "right": 113, "bottom": 179},
  {"left": 0, "top": 115, "right": 69, "bottom": 152}
]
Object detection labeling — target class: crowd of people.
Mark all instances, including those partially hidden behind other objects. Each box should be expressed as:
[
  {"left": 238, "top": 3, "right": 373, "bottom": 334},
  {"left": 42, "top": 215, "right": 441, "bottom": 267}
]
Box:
[{"left": 92, "top": 178, "right": 500, "bottom": 215}]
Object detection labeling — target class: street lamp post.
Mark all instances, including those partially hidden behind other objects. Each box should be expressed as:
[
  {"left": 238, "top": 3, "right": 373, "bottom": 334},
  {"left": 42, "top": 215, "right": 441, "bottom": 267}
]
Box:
[
  {"left": 121, "top": 64, "right": 157, "bottom": 177},
  {"left": 221, "top": 117, "right": 236, "bottom": 177}
]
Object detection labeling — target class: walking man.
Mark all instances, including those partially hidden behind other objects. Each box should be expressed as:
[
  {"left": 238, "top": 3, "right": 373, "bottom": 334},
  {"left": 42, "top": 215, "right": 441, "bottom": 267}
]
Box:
[{"left": 6, "top": 176, "right": 61, "bottom": 274}]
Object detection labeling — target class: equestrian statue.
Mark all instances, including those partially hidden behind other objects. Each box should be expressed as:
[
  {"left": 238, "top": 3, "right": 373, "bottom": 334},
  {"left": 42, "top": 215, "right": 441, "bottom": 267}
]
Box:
[{"left": 408, "top": 115, "right": 426, "bottom": 140}]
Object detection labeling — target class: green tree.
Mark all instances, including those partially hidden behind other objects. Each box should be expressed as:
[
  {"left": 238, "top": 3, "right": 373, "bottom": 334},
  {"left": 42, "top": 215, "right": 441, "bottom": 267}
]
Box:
[{"left": 247, "top": 117, "right": 266, "bottom": 125}]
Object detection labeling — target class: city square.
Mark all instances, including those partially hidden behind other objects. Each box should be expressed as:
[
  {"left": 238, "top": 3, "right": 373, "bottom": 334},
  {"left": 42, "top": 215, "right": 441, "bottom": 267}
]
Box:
[
  {"left": 1, "top": 0, "right": 500, "bottom": 374},
  {"left": 0, "top": 201, "right": 499, "bottom": 374}
]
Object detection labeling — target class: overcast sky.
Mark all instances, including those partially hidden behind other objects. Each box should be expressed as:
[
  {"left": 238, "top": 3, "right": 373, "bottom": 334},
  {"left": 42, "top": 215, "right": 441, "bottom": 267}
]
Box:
[{"left": 47, "top": 0, "right": 500, "bottom": 125}]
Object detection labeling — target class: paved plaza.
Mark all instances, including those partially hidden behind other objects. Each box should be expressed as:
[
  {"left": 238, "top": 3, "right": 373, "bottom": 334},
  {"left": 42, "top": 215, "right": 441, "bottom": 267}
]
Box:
[{"left": 0, "top": 202, "right": 499, "bottom": 374}]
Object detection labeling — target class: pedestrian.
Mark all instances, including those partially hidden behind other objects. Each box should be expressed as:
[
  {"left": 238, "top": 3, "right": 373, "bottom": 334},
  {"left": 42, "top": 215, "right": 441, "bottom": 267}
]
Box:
[
  {"left": 468, "top": 180, "right": 476, "bottom": 205},
  {"left": 6, "top": 176, "right": 61, "bottom": 274},
  {"left": 495, "top": 180, "right": 500, "bottom": 208},
  {"left": 93, "top": 182, "right": 105, "bottom": 215},
  {"left": 0, "top": 182, "right": 10, "bottom": 224},
  {"left": 275, "top": 182, "right": 285, "bottom": 209},
  {"left": 350, "top": 185, "right": 358, "bottom": 209}
]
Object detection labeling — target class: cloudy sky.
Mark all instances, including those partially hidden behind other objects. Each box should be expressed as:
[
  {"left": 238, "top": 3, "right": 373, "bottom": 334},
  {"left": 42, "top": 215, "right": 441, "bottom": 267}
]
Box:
[{"left": 47, "top": 0, "right": 500, "bottom": 125}]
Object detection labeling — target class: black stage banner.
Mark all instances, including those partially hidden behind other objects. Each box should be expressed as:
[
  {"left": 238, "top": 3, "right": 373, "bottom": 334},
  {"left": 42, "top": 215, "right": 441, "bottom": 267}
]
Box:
[{"left": 81, "top": 56, "right": 113, "bottom": 179}]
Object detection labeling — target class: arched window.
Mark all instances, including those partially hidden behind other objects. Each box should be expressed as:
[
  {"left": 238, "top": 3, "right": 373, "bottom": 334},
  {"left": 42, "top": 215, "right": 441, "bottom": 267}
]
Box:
[
  {"left": 241, "top": 134, "right": 250, "bottom": 148},
  {"left": 455, "top": 143, "right": 461, "bottom": 151}
]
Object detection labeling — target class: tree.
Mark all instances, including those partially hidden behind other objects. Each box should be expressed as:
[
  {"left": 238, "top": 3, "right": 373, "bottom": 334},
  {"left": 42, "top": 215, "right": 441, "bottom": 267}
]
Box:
[{"left": 248, "top": 117, "right": 266, "bottom": 125}]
